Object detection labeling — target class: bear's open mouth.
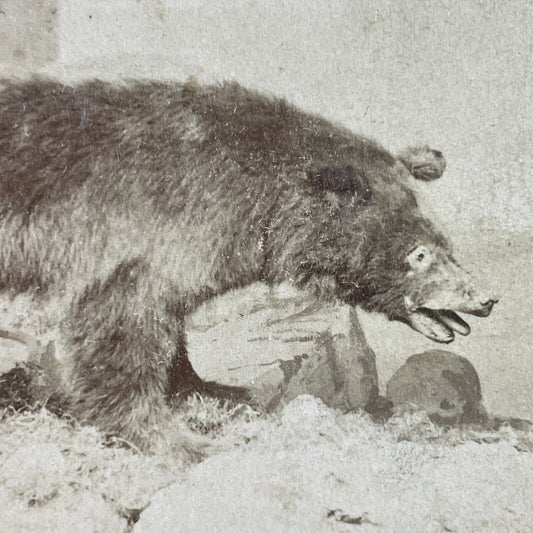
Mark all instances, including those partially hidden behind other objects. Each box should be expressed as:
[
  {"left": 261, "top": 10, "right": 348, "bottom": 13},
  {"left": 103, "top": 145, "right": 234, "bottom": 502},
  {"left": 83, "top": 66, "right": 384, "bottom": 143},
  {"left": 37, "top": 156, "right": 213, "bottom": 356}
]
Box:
[
  {"left": 402, "top": 297, "right": 496, "bottom": 343},
  {"left": 404, "top": 308, "right": 471, "bottom": 343}
]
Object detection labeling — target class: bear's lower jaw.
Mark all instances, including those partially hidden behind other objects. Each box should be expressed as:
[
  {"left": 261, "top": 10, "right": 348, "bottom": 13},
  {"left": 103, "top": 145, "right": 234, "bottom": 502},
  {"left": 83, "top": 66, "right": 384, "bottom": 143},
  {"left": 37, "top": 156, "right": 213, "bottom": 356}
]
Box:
[{"left": 403, "top": 308, "right": 471, "bottom": 343}]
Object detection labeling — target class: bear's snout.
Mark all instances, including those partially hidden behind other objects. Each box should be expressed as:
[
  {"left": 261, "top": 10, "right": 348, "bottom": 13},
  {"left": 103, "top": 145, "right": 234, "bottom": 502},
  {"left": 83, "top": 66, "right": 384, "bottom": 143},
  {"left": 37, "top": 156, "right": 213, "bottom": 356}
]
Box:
[{"left": 467, "top": 298, "right": 498, "bottom": 317}]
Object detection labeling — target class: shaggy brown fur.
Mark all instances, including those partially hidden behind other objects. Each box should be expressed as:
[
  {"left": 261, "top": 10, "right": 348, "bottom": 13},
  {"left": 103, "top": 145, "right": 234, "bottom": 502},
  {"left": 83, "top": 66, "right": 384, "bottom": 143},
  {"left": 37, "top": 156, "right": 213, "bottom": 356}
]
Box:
[{"left": 0, "top": 79, "right": 494, "bottom": 449}]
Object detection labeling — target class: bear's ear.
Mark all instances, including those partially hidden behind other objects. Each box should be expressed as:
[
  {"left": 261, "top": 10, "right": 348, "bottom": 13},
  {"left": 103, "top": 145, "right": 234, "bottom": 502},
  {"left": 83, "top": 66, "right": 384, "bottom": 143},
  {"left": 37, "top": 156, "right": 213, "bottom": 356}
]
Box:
[
  {"left": 398, "top": 146, "right": 446, "bottom": 181},
  {"left": 306, "top": 165, "right": 371, "bottom": 204}
]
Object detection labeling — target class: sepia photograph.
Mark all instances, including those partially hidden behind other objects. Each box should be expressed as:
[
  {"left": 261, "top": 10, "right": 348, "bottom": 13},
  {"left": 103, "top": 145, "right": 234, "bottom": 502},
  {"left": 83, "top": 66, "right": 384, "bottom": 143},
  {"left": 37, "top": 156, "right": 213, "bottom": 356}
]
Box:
[{"left": 0, "top": 1, "right": 532, "bottom": 531}]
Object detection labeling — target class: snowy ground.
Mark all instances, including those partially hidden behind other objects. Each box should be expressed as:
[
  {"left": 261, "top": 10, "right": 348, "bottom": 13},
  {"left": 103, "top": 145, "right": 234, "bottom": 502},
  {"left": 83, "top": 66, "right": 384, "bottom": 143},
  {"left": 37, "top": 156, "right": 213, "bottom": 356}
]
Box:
[{"left": 0, "top": 397, "right": 532, "bottom": 533}]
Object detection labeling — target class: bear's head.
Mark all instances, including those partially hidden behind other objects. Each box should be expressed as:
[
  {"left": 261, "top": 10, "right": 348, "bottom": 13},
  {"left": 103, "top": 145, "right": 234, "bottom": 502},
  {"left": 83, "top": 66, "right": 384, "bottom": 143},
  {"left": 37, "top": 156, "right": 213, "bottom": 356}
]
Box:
[
  {"left": 292, "top": 146, "right": 497, "bottom": 343},
  {"left": 344, "top": 211, "right": 497, "bottom": 343}
]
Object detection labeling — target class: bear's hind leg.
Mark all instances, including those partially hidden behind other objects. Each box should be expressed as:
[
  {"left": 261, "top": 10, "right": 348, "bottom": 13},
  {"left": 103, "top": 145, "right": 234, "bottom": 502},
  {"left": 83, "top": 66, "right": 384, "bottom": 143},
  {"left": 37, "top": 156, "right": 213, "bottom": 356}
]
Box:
[{"left": 64, "top": 259, "right": 177, "bottom": 451}]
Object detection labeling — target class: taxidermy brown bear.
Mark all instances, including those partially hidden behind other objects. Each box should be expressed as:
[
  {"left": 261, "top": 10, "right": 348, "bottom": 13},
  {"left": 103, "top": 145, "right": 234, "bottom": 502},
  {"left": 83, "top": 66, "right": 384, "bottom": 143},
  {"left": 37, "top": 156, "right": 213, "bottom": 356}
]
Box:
[{"left": 0, "top": 80, "right": 496, "bottom": 449}]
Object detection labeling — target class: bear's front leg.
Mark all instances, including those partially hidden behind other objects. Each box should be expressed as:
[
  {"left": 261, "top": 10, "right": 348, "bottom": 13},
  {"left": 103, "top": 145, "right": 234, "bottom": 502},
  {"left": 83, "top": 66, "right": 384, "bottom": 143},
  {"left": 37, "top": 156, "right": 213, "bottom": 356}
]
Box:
[{"left": 63, "top": 259, "right": 178, "bottom": 451}]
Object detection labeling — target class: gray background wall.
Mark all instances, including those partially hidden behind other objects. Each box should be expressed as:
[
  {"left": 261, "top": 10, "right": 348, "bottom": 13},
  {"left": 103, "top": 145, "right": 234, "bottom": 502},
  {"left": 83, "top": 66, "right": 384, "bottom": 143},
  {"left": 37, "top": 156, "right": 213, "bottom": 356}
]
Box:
[{"left": 1, "top": 0, "right": 532, "bottom": 417}]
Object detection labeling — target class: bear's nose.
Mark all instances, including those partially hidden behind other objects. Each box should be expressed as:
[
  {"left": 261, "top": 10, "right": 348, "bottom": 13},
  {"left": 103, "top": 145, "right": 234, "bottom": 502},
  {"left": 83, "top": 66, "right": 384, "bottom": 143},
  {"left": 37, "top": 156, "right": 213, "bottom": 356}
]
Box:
[
  {"left": 482, "top": 298, "right": 498, "bottom": 309},
  {"left": 471, "top": 298, "right": 497, "bottom": 317}
]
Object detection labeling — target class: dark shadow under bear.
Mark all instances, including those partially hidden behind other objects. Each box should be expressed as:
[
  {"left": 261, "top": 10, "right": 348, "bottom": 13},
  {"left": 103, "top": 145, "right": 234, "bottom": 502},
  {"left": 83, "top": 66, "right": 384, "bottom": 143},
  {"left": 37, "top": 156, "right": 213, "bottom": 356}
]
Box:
[{"left": 0, "top": 80, "right": 496, "bottom": 449}]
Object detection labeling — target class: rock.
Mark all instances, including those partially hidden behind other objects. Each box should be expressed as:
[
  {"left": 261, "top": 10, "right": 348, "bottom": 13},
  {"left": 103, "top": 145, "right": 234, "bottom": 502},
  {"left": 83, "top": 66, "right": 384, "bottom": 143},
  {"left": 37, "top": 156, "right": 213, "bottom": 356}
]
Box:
[
  {"left": 386, "top": 350, "right": 488, "bottom": 425},
  {"left": 0, "top": 341, "right": 67, "bottom": 415},
  {"left": 188, "top": 283, "right": 379, "bottom": 413},
  {"left": 252, "top": 327, "right": 377, "bottom": 413}
]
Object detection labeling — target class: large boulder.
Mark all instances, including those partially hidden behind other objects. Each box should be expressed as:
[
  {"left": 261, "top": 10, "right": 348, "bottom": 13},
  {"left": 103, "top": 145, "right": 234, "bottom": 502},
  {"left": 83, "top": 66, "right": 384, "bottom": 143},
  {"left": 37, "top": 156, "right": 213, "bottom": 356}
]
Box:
[
  {"left": 386, "top": 350, "right": 487, "bottom": 425},
  {"left": 188, "top": 283, "right": 379, "bottom": 413}
]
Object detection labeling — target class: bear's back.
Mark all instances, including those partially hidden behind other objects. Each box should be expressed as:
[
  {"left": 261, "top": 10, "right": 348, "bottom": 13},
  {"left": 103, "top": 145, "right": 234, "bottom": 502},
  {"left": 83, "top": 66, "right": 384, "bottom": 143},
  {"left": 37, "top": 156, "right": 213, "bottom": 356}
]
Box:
[{"left": 0, "top": 80, "right": 398, "bottom": 214}]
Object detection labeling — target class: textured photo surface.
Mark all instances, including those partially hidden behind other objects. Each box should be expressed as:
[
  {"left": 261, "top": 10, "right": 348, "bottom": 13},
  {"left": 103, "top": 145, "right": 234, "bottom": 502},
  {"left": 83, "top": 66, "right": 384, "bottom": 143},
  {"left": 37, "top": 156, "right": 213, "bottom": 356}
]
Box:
[{"left": 0, "top": 2, "right": 531, "bottom": 532}]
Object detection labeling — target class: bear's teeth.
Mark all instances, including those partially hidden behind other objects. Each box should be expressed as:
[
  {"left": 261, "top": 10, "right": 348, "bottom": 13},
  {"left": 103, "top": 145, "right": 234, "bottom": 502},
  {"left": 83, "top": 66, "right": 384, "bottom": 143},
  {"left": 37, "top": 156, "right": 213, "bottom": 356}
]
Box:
[{"left": 435, "top": 310, "right": 471, "bottom": 336}]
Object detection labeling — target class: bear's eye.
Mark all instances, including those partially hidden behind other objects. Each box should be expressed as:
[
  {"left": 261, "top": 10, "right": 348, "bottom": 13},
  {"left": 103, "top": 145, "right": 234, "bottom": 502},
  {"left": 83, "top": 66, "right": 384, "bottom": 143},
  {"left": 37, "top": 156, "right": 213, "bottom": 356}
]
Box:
[{"left": 407, "top": 245, "right": 431, "bottom": 270}]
